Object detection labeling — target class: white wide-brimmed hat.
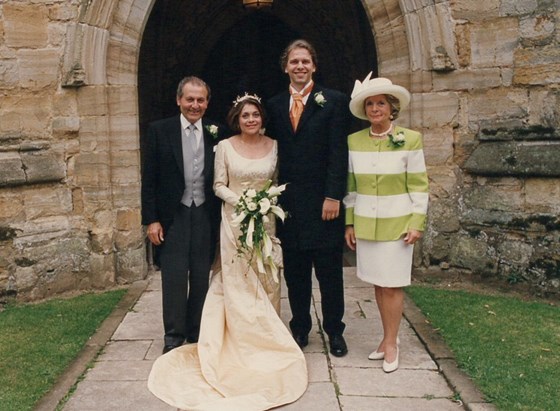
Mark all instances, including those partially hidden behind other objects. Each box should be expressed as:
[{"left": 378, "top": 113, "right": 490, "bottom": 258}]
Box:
[{"left": 349, "top": 72, "right": 411, "bottom": 120}]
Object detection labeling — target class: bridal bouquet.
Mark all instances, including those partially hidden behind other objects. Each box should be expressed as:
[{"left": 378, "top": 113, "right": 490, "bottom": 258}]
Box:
[{"left": 231, "top": 180, "right": 287, "bottom": 282}]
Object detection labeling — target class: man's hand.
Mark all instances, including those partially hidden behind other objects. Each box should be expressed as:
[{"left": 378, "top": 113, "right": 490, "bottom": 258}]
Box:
[
  {"left": 322, "top": 198, "right": 340, "bottom": 221},
  {"left": 147, "top": 222, "right": 164, "bottom": 245}
]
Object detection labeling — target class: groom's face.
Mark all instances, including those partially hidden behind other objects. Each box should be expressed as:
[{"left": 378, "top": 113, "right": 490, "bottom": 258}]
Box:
[
  {"left": 285, "top": 47, "right": 316, "bottom": 90},
  {"left": 177, "top": 83, "right": 209, "bottom": 124}
]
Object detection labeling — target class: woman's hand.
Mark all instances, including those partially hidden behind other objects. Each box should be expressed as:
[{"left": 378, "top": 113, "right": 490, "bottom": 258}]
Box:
[
  {"left": 403, "top": 229, "right": 422, "bottom": 245},
  {"left": 345, "top": 226, "right": 356, "bottom": 251}
]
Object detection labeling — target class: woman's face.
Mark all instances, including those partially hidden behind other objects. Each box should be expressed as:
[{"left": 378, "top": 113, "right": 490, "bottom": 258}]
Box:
[
  {"left": 364, "top": 94, "right": 392, "bottom": 127},
  {"left": 239, "top": 103, "right": 262, "bottom": 135}
]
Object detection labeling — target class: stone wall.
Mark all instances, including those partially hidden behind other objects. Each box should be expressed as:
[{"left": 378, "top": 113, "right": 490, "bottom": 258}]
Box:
[
  {"left": 404, "top": 0, "right": 560, "bottom": 296},
  {"left": 0, "top": 0, "right": 558, "bottom": 300},
  {"left": 0, "top": 0, "right": 147, "bottom": 300}
]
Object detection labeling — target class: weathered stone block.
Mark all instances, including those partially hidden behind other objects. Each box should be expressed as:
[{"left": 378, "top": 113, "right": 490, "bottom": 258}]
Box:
[
  {"left": 0, "top": 192, "right": 24, "bottom": 220},
  {"left": 77, "top": 86, "right": 109, "bottom": 117},
  {"left": 468, "top": 89, "right": 528, "bottom": 122},
  {"left": 116, "top": 247, "right": 147, "bottom": 283},
  {"left": 520, "top": 14, "right": 555, "bottom": 45},
  {"left": 463, "top": 178, "right": 524, "bottom": 213},
  {"left": 498, "top": 240, "right": 533, "bottom": 266},
  {"left": 79, "top": 116, "right": 110, "bottom": 152},
  {"left": 109, "top": 116, "right": 140, "bottom": 151},
  {"left": 478, "top": 125, "right": 559, "bottom": 142},
  {"left": 470, "top": 18, "right": 519, "bottom": 68},
  {"left": 464, "top": 141, "right": 560, "bottom": 177},
  {"left": 48, "top": 3, "right": 80, "bottom": 21},
  {"left": 514, "top": 64, "right": 560, "bottom": 85},
  {"left": 21, "top": 151, "right": 66, "bottom": 184},
  {"left": 429, "top": 199, "right": 461, "bottom": 233},
  {"left": 116, "top": 208, "right": 141, "bottom": 231},
  {"left": 410, "top": 92, "right": 459, "bottom": 128},
  {"left": 423, "top": 128, "right": 454, "bottom": 165},
  {"left": 111, "top": 183, "right": 141, "bottom": 209},
  {"left": 525, "top": 178, "right": 560, "bottom": 213},
  {"left": 433, "top": 68, "right": 502, "bottom": 92},
  {"left": 23, "top": 187, "right": 73, "bottom": 220},
  {"left": 499, "top": 0, "right": 539, "bottom": 16},
  {"left": 450, "top": 0, "right": 500, "bottom": 20},
  {"left": 52, "top": 116, "right": 80, "bottom": 137},
  {"left": 450, "top": 236, "right": 498, "bottom": 276},
  {"left": 0, "top": 93, "right": 53, "bottom": 135},
  {"left": 13, "top": 216, "right": 71, "bottom": 245},
  {"left": 14, "top": 266, "right": 37, "bottom": 292},
  {"left": 0, "top": 59, "right": 19, "bottom": 89},
  {"left": 114, "top": 228, "right": 144, "bottom": 251},
  {"left": 3, "top": 3, "right": 48, "bottom": 48},
  {"left": 0, "top": 152, "right": 26, "bottom": 187},
  {"left": 108, "top": 86, "right": 139, "bottom": 116},
  {"left": 18, "top": 49, "right": 60, "bottom": 89},
  {"left": 74, "top": 152, "right": 111, "bottom": 186}
]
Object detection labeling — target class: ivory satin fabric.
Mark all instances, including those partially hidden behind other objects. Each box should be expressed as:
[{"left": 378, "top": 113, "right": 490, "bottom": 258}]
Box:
[{"left": 148, "top": 139, "right": 308, "bottom": 410}]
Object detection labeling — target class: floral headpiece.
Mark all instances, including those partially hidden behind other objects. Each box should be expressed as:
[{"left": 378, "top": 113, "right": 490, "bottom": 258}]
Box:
[{"left": 233, "top": 93, "right": 262, "bottom": 107}]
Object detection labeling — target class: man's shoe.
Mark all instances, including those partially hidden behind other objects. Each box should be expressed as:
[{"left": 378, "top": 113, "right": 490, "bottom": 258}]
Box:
[
  {"left": 293, "top": 334, "right": 309, "bottom": 348},
  {"left": 329, "top": 335, "right": 348, "bottom": 357},
  {"left": 162, "top": 344, "right": 179, "bottom": 354}
]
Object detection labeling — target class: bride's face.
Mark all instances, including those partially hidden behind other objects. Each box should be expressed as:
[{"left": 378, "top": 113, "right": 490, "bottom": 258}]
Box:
[{"left": 239, "top": 103, "right": 262, "bottom": 135}]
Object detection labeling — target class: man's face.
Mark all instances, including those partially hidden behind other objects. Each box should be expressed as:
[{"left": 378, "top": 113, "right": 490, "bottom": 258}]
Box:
[
  {"left": 285, "top": 47, "right": 316, "bottom": 90},
  {"left": 176, "top": 83, "right": 209, "bottom": 123}
]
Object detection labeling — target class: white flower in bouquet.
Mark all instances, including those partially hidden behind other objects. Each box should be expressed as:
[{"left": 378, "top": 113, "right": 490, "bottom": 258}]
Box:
[{"left": 231, "top": 180, "right": 288, "bottom": 282}]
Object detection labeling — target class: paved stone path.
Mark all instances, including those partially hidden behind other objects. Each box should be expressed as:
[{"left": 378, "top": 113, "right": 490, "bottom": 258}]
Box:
[{"left": 37, "top": 268, "right": 494, "bottom": 411}]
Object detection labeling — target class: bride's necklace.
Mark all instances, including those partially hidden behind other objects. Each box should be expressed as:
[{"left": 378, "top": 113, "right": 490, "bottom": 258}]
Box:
[{"left": 369, "top": 123, "right": 393, "bottom": 138}]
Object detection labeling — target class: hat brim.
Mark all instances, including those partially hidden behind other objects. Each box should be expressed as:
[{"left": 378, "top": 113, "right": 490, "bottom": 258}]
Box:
[{"left": 349, "top": 85, "right": 411, "bottom": 120}]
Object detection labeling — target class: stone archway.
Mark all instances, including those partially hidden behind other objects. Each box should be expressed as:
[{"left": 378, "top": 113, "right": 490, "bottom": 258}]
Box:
[{"left": 63, "top": 0, "right": 457, "bottom": 281}]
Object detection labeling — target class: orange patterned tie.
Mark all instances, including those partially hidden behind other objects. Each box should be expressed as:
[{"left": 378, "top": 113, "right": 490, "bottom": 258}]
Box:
[{"left": 289, "top": 82, "right": 313, "bottom": 131}]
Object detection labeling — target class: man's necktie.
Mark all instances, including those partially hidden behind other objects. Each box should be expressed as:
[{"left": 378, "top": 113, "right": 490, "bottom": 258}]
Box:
[
  {"left": 187, "top": 124, "right": 197, "bottom": 150},
  {"left": 289, "top": 82, "right": 313, "bottom": 131}
]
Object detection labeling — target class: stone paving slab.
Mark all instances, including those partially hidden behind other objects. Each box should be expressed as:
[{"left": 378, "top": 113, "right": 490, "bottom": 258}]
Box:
[{"left": 48, "top": 267, "right": 496, "bottom": 410}]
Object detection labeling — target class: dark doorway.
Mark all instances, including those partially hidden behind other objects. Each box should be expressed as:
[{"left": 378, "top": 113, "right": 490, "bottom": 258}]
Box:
[{"left": 138, "top": 0, "right": 377, "bottom": 133}]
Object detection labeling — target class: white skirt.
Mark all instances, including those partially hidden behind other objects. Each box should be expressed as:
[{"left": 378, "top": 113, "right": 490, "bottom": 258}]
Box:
[{"left": 356, "top": 239, "right": 414, "bottom": 287}]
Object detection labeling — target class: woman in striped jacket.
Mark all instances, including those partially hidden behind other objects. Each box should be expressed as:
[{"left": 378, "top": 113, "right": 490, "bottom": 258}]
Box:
[{"left": 344, "top": 74, "right": 429, "bottom": 373}]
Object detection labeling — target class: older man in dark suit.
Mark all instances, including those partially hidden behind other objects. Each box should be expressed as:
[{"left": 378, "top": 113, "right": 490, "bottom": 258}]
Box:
[
  {"left": 266, "top": 40, "right": 351, "bottom": 357},
  {"left": 141, "top": 76, "right": 224, "bottom": 354}
]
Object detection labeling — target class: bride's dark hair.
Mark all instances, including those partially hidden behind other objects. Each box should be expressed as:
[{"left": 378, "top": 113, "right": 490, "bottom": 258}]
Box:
[{"left": 226, "top": 96, "right": 267, "bottom": 133}]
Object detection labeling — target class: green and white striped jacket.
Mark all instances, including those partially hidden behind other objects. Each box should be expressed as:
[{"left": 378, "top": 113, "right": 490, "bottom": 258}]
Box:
[{"left": 344, "top": 126, "right": 429, "bottom": 241}]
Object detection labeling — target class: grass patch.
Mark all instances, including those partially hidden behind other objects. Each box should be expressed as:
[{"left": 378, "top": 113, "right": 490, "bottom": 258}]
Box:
[
  {"left": 407, "top": 286, "right": 560, "bottom": 411},
  {"left": 0, "top": 289, "right": 127, "bottom": 411}
]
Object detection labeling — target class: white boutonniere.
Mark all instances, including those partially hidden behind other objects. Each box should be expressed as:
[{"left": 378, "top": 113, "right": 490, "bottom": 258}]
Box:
[
  {"left": 388, "top": 131, "right": 406, "bottom": 148},
  {"left": 314, "top": 91, "right": 326, "bottom": 107},
  {"left": 205, "top": 124, "right": 219, "bottom": 139}
]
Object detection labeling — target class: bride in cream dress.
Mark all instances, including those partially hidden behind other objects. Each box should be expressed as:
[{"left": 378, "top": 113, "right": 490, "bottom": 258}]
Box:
[{"left": 148, "top": 94, "right": 308, "bottom": 411}]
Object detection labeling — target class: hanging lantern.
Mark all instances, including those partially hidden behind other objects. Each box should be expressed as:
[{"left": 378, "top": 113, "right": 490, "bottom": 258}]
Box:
[{"left": 243, "top": 0, "right": 274, "bottom": 9}]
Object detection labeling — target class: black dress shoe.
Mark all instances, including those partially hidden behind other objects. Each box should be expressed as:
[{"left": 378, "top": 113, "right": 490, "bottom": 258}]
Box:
[
  {"left": 329, "top": 335, "right": 348, "bottom": 357},
  {"left": 293, "top": 334, "right": 309, "bottom": 348},
  {"left": 162, "top": 344, "right": 179, "bottom": 354}
]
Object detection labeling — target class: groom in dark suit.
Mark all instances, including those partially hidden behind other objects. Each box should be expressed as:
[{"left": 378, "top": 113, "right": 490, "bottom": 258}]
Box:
[
  {"left": 141, "top": 76, "right": 223, "bottom": 354},
  {"left": 266, "top": 40, "right": 351, "bottom": 357}
]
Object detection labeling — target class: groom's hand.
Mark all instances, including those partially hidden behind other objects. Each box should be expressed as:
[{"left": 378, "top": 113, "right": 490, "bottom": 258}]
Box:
[{"left": 322, "top": 198, "right": 340, "bottom": 221}]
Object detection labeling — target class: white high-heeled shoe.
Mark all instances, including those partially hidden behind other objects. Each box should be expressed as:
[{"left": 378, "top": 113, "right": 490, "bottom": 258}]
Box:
[
  {"left": 368, "top": 350, "right": 384, "bottom": 360},
  {"left": 368, "top": 337, "right": 400, "bottom": 360},
  {"left": 382, "top": 347, "right": 399, "bottom": 373}
]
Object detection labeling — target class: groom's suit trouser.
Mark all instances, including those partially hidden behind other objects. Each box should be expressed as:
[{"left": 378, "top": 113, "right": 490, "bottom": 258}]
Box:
[
  {"left": 159, "top": 203, "right": 212, "bottom": 346},
  {"left": 283, "top": 246, "right": 345, "bottom": 338}
]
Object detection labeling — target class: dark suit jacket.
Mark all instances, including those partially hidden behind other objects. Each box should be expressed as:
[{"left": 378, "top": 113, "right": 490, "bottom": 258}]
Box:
[
  {"left": 141, "top": 115, "right": 224, "bottom": 252},
  {"left": 266, "top": 84, "right": 351, "bottom": 250}
]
